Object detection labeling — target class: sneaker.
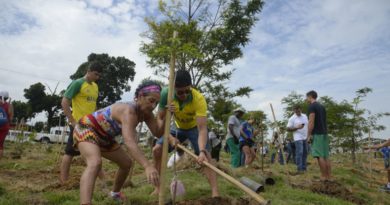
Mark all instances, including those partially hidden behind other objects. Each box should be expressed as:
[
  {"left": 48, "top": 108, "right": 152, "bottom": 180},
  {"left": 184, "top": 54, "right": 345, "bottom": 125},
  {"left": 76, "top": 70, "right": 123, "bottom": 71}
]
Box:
[{"left": 110, "top": 191, "right": 126, "bottom": 202}]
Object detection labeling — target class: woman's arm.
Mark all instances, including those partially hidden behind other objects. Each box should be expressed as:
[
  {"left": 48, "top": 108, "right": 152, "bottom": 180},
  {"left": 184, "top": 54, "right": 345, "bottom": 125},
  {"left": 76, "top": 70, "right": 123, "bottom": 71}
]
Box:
[
  {"left": 371, "top": 139, "right": 390, "bottom": 149},
  {"left": 144, "top": 113, "right": 164, "bottom": 137},
  {"left": 115, "top": 106, "right": 159, "bottom": 186}
]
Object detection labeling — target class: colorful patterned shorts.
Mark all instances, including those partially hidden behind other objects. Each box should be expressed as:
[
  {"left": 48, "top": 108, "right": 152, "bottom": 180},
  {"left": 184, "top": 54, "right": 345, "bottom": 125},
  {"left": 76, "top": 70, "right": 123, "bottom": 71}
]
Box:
[{"left": 73, "top": 115, "right": 120, "bottom": 152}]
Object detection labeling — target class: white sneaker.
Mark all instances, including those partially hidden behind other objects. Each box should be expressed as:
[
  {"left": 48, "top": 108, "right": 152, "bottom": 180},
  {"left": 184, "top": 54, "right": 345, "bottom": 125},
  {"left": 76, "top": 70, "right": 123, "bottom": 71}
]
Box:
[{"left": 167, "top": 152, "right": 182, "bottom": 168}]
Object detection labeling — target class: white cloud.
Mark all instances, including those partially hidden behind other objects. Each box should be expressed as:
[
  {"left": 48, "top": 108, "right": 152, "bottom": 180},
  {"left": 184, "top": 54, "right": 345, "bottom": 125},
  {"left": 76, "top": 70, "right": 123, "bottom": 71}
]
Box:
[
  {"left": 229, "top": 0, "right": 390, "bottom": 138},
  {"left": 86, "top": 0, "right": 113, "bottom": 9},
  {"left": 0, "top": 0, "right": 389, "bottom": 139},
  {"left": 0, "top": 0, "right": 156, "bottom": 109}
]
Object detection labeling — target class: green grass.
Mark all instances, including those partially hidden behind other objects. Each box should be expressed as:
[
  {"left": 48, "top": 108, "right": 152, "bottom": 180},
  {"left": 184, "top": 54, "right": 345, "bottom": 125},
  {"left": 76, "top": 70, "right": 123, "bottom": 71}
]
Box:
[{"left": 0, "top": 142, "right": 389, "bottom": 205}]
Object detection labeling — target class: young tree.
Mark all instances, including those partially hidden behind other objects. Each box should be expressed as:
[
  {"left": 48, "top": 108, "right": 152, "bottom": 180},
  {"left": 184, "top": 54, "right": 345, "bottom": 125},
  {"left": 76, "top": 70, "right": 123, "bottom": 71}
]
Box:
[
  {"left": 140, "top": 0, "right": 264, "bottom": 122},
  {"left": 349, "top": 87, "right": 389, "bottom": 164},
  {"left": 23, "top": 82, "right": 63, "bottom": 129},
  {"left": 243, "top": 110, "right": 268, "bottom": 137},
  {"left": 281, "top": 91, "right": 308, "bottom": 119},
  {"left": 70, "top": 53, "right": 136, "bottom": 108}
]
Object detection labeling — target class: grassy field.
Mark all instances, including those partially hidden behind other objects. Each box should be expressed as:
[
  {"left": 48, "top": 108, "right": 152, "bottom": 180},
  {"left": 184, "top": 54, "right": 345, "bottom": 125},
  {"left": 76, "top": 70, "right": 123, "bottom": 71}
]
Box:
[{"left": 0, "top": 141, "right": 389, "bottom": 205}]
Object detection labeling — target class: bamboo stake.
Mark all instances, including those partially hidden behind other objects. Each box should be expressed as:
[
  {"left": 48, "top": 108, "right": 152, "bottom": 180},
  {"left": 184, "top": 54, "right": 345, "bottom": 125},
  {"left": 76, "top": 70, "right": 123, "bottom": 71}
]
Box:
[
  {"left": 368, "top": 130, "right": 373, "bottom": 187},
  {"left": 270, "top": 103, "right": 289, "bottom": 177},
  {"left": 261, "top": 129, "right": 264, "bottom": 172},
  {"left": 159, "top": 31, "right": 178, "bottom": 205},
  {"left": 177, "top": 144, "right": 269, "bottom": 205}
]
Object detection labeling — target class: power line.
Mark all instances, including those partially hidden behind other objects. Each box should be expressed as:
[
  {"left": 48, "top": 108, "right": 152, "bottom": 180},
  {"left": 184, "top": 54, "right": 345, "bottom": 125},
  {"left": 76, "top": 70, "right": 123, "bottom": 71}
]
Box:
[{"left": 0, "top": 67, "right": 66, "bottom": 83}]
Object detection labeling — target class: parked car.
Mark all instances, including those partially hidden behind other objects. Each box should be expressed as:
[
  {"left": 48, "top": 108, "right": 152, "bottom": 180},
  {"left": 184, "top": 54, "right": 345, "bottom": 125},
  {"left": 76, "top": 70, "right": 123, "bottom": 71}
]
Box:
[
  {"left": 34, "top": 126, "right": 70, "bottom": 144},
  {"left": 6, "top": 130, "right": 33, "bottom": 143}
]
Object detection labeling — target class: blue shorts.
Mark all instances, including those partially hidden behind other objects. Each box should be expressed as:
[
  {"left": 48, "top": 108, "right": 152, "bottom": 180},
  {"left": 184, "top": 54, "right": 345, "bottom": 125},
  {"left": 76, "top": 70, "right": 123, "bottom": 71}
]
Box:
[{"left": 156, "top": 126, "right": 210, "bottom": 155}]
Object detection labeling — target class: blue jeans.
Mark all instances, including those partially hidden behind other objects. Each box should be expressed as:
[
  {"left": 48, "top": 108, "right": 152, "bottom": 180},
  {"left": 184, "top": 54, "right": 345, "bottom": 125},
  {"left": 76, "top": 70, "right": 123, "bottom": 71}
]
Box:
[
  {"left": 295, "top": 140, "right": 308, "bottom": 171},
  {"left": 156, "top": 126, "right": 209, "bottom": 155},
  {"left": 286, "top": 142, "right": 296, "bottom": 164},
  {"left": 271, "top": 150, "right": 284, "bottom": 165}
]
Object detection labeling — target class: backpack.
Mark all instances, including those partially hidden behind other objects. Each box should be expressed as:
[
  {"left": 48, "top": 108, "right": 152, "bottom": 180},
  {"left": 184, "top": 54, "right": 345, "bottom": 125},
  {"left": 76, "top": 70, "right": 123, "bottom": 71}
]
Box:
[{"left": 0, "top": 106, "right": 8, "bottom": 126}]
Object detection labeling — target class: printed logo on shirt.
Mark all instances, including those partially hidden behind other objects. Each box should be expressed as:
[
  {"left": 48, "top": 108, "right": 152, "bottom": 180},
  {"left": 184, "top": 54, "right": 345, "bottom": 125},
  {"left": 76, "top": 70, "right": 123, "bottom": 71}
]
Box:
[{"left": 87, "top": 96, "right": 96, "bottom": 102}]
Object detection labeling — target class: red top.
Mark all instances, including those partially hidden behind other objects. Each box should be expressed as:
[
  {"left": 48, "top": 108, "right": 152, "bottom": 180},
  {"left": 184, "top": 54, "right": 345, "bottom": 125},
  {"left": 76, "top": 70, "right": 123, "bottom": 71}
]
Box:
[{"left": 0, "top": 102, "right": 10, "bottom": 126}]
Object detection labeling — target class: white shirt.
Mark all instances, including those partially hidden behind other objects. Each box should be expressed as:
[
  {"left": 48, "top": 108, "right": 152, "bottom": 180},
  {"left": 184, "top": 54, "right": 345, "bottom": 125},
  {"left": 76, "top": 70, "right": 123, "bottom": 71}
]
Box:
[
  {"left": 226, "top": 115, "right": 241, "bottom": 139},
  {"left": 208, "top": 131, "right": 221, "bottom": 148},
  {"left": 287, "top": 113, "right": 308, "bottom": 141}
]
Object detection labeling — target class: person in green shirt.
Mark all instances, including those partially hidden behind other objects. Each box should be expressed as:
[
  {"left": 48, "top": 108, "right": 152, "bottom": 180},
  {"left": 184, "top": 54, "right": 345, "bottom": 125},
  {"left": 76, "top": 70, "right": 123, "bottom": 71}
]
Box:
[
  {"left": 152, "top": 70, "right": 219, "bottom": 197},
  {"left": 59, "top": 61, "right": 103, "bottom": 184}
]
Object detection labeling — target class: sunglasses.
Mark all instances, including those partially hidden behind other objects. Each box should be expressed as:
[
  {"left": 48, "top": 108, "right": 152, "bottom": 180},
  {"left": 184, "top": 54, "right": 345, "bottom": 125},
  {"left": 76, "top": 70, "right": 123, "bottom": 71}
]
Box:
[{"left": 176, "top": 88, "right": 191, "bottom": 96}]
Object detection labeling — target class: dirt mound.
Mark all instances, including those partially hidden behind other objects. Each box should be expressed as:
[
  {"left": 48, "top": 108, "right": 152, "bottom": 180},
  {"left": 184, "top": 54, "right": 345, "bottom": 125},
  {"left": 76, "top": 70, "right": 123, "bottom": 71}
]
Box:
[
  {"left": 311, "top": 181, "right": 366, "bottom": 205},
  {"left": 43, "top": 175, "right": 80, "bottom": 191},
  {"left": 174, "top": 197, "right": 258, "bottom": 205}
]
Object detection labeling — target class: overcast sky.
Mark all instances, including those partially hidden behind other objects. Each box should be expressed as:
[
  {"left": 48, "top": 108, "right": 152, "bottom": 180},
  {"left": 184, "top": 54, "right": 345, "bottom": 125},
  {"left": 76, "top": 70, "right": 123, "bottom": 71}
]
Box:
[{"left": 1, "top": 0, "right": 389, "bottom": 138}]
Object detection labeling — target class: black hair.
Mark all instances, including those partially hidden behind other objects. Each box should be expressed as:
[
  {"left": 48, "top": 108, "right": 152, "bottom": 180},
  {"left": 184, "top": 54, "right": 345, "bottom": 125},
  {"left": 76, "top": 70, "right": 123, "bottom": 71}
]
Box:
[
  {"left": 175, "top": 69, "right": 192, "bottom": 88},
  {"left": 88, "top": 61, "right": 103, "bottom": 73},
  {"left": 134, "top": 80, "right": 162, "bottom": 98},
  {"left": 306, "top": 90, "right": 318, "bottom": 99}
]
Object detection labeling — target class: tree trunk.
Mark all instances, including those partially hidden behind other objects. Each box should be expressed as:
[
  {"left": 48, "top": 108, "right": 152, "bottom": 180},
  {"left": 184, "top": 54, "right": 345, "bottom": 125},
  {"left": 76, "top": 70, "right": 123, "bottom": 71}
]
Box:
[
  {"left": 46, "top": 110, "right": 54, "bottom": 130},
  {"left": 351, "top": 134, "right": 356, "bottom": 164}
]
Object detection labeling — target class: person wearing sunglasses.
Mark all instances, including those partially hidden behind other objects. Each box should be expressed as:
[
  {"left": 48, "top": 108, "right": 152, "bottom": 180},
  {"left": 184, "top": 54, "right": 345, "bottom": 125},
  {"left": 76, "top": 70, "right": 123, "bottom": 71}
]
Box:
[{"left": 152, "top": 69, "right": 219, "bottom": 197}]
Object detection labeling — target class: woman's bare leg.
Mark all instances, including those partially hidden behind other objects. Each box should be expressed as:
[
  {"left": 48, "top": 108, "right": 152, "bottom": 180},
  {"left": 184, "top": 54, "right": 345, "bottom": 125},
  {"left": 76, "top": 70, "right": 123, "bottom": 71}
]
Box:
[
  {"left": 78, "top": 142, "right": 102, "bottom": 204},
  {"left": 102, "top": 147, "right": 132, "bottom": 192}
]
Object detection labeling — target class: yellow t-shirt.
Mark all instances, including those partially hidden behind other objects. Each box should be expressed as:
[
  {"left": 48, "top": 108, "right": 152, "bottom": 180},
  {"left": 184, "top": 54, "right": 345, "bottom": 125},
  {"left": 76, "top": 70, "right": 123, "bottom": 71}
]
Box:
[
  {"left": 63, "top": 78, "right": 98, "bottom": 121},
  {"left": 159, "top": 87, "right": 207, "bottom": 129}
]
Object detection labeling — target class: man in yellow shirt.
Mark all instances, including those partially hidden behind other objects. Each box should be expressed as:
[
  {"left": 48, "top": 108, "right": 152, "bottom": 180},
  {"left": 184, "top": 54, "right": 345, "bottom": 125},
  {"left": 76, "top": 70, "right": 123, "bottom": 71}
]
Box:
[
  {"left": 59, "top": 61, "right": 102, "bottom": 184},
  {"left": 152, "top": 70, "right": 219, "bottom": 197}
]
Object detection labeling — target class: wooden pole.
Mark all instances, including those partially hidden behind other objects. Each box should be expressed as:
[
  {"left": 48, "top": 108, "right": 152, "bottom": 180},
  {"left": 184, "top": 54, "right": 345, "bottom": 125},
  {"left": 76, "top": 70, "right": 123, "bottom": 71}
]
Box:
[
  {"left": 177, "top": 144, "right": 269, "bottom": 205},
  {"left": 261, "top": 129, "right": 264, "bottom": 172},
  {"left": 368, "top": 130, "right": 373, "bottom": 187},
  {"left": 270, "top": 103, "right": 289, "bottom": 177},
  {"left": 159, "top": 31, "right": 178, "bottom": 205}
]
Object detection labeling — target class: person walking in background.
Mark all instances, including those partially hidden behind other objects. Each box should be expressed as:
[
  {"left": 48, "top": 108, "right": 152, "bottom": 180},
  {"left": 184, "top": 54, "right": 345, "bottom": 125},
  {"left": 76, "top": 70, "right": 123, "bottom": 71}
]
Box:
[
  {"left": 306, "top": 90, "right": 331, "bottom": 181},
  {"left": 366, "top": 138, "right": 390, "bottom": 192},
  {"left": 59, "top": 61, "right": 103, "bottom": 184},
  {"left": 226, "top": 108, "right": 245, "bottom": 168},
  {"left": 209, "top": 129, "right": 222, "bottom": 162},
  {"left": 0, "top": 91, "right": 14, "bottom": 160},
  {"left": 240, "top": 116, "right": 259, "bottom": 167},
  {"left": 287, "top": 105, "right": 308, "bottom": 174}
]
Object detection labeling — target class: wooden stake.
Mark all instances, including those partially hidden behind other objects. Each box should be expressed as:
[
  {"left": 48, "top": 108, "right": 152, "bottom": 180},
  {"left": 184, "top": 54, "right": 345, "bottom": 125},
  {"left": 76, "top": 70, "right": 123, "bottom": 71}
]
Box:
[
  {"left": 270, "top": 103, "right": 289, "bottom": 177},
  {"left": 177, "top": 144, "right": 269, "bottom": 205},
  {"left": 158, "top": 31, "right": 178, "bottom": 205},
  {"left": 368, "top": 130, "right": 373, "bottom": 187},
  {"left": 261, "top": 130, "right": 264, "bottom": 172}
]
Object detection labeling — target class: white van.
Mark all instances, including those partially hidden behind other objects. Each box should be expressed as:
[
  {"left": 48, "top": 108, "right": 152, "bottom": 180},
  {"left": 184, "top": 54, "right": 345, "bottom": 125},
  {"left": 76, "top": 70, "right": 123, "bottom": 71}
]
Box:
[{"left": 6, "top": 130, "right": 33, "bottom": 142}]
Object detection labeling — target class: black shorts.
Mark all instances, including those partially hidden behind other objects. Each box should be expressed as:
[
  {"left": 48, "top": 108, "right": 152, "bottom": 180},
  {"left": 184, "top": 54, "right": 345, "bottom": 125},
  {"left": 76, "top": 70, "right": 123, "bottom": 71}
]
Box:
[
  {"left": 64, "top": 126, "right": 80, "bottom": 156},
  {"left": 240, "top": 140, "right": 255, "bottom": 150}
]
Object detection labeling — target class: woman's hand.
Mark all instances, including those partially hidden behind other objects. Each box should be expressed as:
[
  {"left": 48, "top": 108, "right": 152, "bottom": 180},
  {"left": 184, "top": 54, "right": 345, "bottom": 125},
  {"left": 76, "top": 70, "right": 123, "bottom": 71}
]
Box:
[{"left": 145, "top": 165, "right": 159, "bottom": 186}]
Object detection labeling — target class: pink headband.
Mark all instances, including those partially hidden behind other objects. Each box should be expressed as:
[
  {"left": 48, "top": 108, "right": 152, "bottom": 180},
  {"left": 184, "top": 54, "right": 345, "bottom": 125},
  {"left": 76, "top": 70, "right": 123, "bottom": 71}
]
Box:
[{"left": 139, "top": 85, "right": 161, "bottom": 96}]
